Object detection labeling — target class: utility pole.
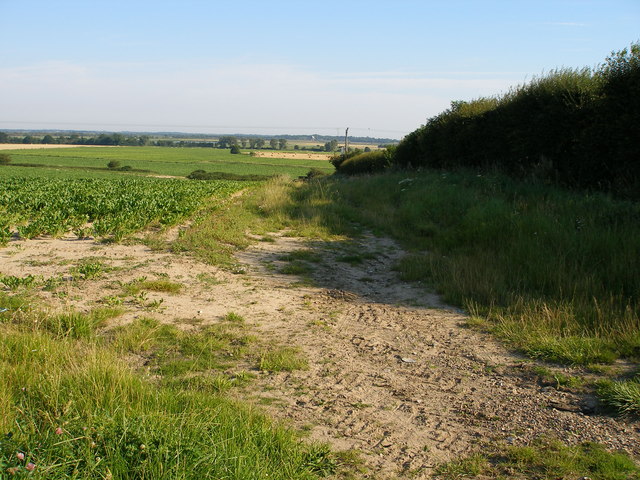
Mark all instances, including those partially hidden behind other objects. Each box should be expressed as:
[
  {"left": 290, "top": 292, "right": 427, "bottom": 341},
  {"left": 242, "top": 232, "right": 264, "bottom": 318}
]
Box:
[{"left": 344, "top": 127, "right": 349, "bottom": 154}]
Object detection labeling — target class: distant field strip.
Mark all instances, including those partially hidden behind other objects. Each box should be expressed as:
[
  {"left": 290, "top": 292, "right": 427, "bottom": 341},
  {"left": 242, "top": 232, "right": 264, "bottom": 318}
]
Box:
[{"left": 3, "top": 146, "right": 334, "bottom": 177}]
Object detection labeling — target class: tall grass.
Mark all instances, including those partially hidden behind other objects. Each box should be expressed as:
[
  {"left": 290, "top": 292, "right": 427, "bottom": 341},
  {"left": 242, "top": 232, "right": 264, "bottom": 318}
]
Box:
[
  {"left": 0, "top": 294, "right": 333, "bottom": 479},
  {"left": 251, "top": 172, "right": 640, "bottom": 368}
]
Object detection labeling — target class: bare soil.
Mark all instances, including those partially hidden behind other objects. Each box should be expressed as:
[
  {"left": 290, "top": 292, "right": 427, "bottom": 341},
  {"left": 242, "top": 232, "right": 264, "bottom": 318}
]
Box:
[
  {"left": 1, "top": 231, "right": 638, "bottom": 478},
  {"left": 251, "top": 151, "right": 331, "bottom": 161}
]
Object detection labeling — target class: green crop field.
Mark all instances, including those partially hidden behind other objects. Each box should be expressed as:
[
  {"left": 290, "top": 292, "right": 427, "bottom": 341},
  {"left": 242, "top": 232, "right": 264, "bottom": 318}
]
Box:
[
  {"left": 1, "top": 146, "right": 334, "bottom": 178},
  {"left": 0, "top": 177, "right": 245, "bottom": 242}
]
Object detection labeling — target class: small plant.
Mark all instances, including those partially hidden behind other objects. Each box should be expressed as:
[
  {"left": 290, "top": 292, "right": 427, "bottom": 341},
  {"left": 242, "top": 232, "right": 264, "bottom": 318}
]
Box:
[
  {"left": 107, "top": 160, "right": 121, "bottom": 169},
  {"left": 73, "top": 261, "right": 107, "bottom": 279},
  {"left": 435, "top": 453, "right": 488, "bottom": 478},
  {"left": 259, "top": 347, "right": 308, "bottom": 372},
  {"left": 0, "top": 153, "right": 11, "bottom": 165},
  {"left": 0, "top": 274, "right": 38, "bottom": 290},
  {"left": 597, "top": 378, "right": 640, "bottom": 416},
  {"left": 223, "top": 312, "right": 245, "bottom": 323}
]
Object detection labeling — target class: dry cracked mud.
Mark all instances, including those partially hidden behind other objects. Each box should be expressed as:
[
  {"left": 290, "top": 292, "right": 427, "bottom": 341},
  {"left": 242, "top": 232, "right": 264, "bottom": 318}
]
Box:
[{"left": 1, "top": 230, "right": 638, "bottom": 478}]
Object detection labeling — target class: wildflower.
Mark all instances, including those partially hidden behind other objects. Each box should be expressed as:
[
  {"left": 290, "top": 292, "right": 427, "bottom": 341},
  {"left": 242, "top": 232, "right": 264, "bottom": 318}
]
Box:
[
  {"left": 26, "top": 462, "right": 36, "bottom": 471},
  {"left": 7, "top": 466, "right": 19, "bottom": 475},
  {"left": 55, "top": 427, "right": 63, "bottom": 435},
  {"left": 16, "top": 452, "right": 24, "bottom": 461}
]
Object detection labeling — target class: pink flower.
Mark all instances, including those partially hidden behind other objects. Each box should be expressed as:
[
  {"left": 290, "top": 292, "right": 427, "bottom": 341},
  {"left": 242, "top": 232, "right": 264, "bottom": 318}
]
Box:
[
  {"left": 26, "top": 462, "right": 36, "bottom": 471},
  {"left": 55, "top": 427, "right": 63, "bottom": 435},
  {"left": 16, "top": 452, "right": 25, "bottom": 461}
]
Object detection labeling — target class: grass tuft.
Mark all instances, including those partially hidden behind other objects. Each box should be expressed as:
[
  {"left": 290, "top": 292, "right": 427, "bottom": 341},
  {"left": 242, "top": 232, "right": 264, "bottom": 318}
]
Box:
[
  {"left": 597, "top": 378, "right": 640, "bottom": 417},
  {"left": 259, "top": 347, "right": 309, "bottom": 372}
]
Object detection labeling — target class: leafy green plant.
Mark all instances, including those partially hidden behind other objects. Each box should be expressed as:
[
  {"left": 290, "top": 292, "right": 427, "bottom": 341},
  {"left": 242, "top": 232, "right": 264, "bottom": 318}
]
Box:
[{"left": 0, "top": 274, "right": 38, "bottom": 290}]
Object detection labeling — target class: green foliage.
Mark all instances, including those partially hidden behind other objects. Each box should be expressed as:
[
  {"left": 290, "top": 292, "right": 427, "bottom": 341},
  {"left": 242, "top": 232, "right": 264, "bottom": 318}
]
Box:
[
  {"left": 123, "top": 278, "right": 183, "bottom": 295},
  {"left": 258, "top": 171, "right": 640, "bottom": 368},
  {"left": 597, "top": 377, "right": 640, "bottom": 416},
  {"left": 106, "top": 160, "right": 121, "bottom": 169},
  {"left": 0, "top": 177, "right": 244, "bottom": 241},
  {"left": 329, "top": 148, "right": 362, "bottom": 170},
  {"left": 230, "top": 145, "right": 241, "bottom": 154},
  {"left": 0, "top": 315, "right": 329, "bottom": 479},
  {"left": 302, "top": 168, "right": 327, "bottom": 181},
  {"left": 394, "top": 42, "right": 640, "bottom": 197},
  {"left": 435, "top": 453, "right": 487, "bottom": 478},
  {"left": 0, "top": 274, "right": 38, "bottom": 290},
  {"left": 435, "top": 438, "right": 640, "bottom": 479},
  {"left": 337, "top": 150, "right": 392, "bottom": 175},
  {"left": 1, "top": 145, "right": 334, "bottom": 178},
  {"left": 259, "top": 347, "right": 309, "bottom": 372},
  {"left": 0, "top": 153, "right": 11, "bottom": 165}
]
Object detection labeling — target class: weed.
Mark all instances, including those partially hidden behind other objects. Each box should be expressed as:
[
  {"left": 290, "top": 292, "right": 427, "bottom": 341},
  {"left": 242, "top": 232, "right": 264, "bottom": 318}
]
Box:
[
  {"left": 279, "top": 249, "right": 322, "bottom": 263},
  {"left": 597, "top": 378, "right": 640, "bottom": 416},
  {"left": 125, "top": 278, "right": 182, "bottom": 295},
  {"left": 435, "top": 453, "right": 488, "bottom": 478},
  {"left": 279, "top": 261, "right": 314, "bottom": 275},
  {"left": 223, "top": 311, "right": 245, "bottom": 323},
  {"left": 72, "top": 260, "right": 108, "bottom": 279},
  {"left": 259, "top": 347, "right": 309, "bottom": 372},
  {"left": 0, "top": 274, "right": 38, "bottom": 290}
]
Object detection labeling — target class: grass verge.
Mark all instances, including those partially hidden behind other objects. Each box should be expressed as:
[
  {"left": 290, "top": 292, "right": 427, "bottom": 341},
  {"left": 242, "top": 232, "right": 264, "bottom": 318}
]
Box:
[
  {"left": 172, "top": 171, "right": 639, "bottom": 414},
  {"left": 0, "top": 294, "right": 334, "bottom": 479},
  {"left": 435, "top": 437, "right": 640, "bottom": 480}
]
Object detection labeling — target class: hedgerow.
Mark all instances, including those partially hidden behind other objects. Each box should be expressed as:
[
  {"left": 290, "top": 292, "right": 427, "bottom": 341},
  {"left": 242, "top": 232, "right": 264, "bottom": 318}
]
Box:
[{"left": 394, "top": 42, "right": 640, "bottom": 197}]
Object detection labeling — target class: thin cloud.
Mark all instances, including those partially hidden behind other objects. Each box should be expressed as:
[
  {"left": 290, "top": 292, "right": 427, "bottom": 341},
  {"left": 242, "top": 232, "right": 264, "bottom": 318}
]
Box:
[
  {"left": 0, "top": 60, "right": 523, "bottom": 138},
  {"left": 544, "top": 22, "right": 589, "bottom": 27}
]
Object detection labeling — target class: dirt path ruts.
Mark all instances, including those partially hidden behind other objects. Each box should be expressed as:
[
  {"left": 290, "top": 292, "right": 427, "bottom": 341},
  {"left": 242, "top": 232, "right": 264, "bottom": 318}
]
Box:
[
  {"left": 235, "top": 234, "right": 640, "bottom": 478},
  {"left": 0, "top": 232, "right": 638, "bottom": 478}
]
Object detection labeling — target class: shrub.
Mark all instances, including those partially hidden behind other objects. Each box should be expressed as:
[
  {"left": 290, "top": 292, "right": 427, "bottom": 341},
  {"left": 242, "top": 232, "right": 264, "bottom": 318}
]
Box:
[
  {"left": 329, "top": 148, "right": 361, "bottom": 170},
  {"left": 337, "top": 149, "right": 392, "bottom": 175},
  {"left": 302, "top": 168, "right": 327, "bottom": 181},
  {"left": 107, "top": 160, "right": 121, "bottom": 169},
  {"left": 230, "top": 145, "right": 241, "bottom": 154},
  {"left": 0, "top": 153, "right": 12, "bottom": 165}
]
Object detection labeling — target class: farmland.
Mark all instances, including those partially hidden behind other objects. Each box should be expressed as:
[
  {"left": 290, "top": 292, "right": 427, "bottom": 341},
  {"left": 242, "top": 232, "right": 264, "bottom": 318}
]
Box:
[
  {"left": 0, "top": 177, "right": 245, "bottom": 242},
  {"left": 1, "top": 145, "right": 335, "bottom": 178},
  {"left": 1, "top": 138, "right": 639, "bottom": 478}
]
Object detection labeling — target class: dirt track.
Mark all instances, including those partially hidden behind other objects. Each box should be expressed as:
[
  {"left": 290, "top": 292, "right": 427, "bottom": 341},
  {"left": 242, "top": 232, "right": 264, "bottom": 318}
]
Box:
[{"left": 0, "top": 231, "right": 638, "bottom": 478}]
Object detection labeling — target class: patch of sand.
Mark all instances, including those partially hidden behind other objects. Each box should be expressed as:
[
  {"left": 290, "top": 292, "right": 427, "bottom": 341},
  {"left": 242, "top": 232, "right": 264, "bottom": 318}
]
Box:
[{"left": 251, "top": 151, "right": 331, "bottom": 161}]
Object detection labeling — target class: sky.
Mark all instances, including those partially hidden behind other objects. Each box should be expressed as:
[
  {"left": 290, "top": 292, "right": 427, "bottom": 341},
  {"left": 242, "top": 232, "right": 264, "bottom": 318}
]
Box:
[{"left": 1, "top": 0, "right": 639, "bottom": 140}]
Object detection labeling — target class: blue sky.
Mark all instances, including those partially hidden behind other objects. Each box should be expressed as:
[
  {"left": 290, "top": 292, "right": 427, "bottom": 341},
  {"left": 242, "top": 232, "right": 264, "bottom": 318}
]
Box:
[{"left": 1, "top": 0, "right": 638, "bottom": 139}]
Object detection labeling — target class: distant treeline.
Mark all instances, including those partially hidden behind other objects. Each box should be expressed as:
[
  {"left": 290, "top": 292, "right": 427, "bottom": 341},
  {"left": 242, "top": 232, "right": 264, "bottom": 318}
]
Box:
[
  {"left": 0, "top": 131, "right": 397, "bottom": 147},
  {"left": 388, "top": 42, "right": 639, "bottom": 197}
]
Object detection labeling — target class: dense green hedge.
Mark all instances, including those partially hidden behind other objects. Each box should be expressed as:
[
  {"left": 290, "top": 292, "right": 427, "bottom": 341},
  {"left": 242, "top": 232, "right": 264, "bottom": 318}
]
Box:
[{"left": 394, "top": 43, "right": 640, "bottom": 197}]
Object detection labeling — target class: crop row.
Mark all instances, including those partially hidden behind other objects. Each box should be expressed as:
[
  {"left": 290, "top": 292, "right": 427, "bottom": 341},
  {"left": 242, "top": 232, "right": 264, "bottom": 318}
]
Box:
[{"left": 0, "top": 177, "right": 245, "bottom": 242}]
